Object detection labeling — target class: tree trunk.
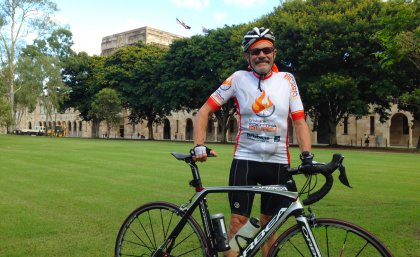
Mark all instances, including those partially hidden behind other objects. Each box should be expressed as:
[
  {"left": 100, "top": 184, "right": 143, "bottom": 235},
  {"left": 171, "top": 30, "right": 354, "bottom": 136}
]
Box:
[
  {"left": 217, "top": 114, "right": 229, "bottom": 143},
  {"left": 328, "top": 120, "right": 338, "bottom": 146},
  {"left": 91, "top": 120, "right": 100, "bottom": 138},
  {"left": 147, "top": 120, "right": 154, "bottom": 140},
  {"left": 107, "top": 124, "right": 111, "bottom": 139}
]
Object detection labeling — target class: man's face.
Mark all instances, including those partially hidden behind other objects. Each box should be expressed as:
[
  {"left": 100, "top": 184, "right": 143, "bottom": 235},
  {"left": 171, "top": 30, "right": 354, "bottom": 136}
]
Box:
[{"left": 245, "top": 41, "right": 276, "bottom": 75}]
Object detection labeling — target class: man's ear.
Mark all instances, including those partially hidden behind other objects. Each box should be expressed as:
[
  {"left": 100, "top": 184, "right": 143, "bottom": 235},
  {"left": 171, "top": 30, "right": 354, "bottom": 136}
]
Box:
[{"left": 243, "top": 52, "right": 250, "bottom": 62}]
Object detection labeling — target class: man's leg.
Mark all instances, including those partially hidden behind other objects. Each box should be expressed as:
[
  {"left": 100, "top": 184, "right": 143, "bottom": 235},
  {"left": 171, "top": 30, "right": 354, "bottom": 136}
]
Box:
[
  {"left": 225, "top": 213, "right": 249, "bottom": 257},
  {"left": 260, "top": 213, "right": 277, "bottom": 257}
]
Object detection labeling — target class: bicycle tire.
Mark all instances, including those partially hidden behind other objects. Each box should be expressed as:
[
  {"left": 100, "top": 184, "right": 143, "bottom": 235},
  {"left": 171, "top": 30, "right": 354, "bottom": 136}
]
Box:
[
  {"left": 268, "top": 218, "right": 393, "bottom": 257},
  {"left": 115, "top": 201, "right": 208, "bottom": 257}
]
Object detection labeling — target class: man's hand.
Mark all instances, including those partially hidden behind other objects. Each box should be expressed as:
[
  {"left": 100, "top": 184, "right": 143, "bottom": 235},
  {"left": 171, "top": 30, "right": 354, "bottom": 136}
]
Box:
[
  {"left": 191, "top": 145, "right": 218, "bottom": 162},
  {"left": 300, "top": 151, "right": 314, "bottom": 166}
]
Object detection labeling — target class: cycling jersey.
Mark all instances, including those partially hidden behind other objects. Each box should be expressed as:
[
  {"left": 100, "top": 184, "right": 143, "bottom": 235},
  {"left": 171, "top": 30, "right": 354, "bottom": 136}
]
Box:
[{"left": 207, "top": 70, "right": 305, "bottom": 164}]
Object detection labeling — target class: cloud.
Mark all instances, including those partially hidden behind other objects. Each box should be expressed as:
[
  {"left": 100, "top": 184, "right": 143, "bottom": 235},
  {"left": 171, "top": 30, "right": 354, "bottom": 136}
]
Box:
[
  {"left": 223, "top": 0, "right": 267, "bottom": 8},
  {"left": 172, "top": 0, "right": 210, "bottom": 10},
  {"left": 214, "top": 12, "right": 229, "bottom": 22}
]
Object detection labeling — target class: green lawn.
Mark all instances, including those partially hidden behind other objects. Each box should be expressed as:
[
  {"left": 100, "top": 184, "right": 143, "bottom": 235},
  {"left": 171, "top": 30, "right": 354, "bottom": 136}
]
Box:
[{"left": 0, "top": 135, "right": 418, "bottom": 256}]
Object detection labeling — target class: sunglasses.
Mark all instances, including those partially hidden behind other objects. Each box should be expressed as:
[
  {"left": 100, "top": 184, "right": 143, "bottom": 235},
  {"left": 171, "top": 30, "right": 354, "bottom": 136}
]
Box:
[{"left": 248, "top": 47, "right": 275, "bottom": 56}]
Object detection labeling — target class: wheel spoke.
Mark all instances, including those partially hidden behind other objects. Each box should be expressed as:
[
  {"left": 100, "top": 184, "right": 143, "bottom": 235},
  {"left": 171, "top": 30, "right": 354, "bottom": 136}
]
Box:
[
  {"left": 115, "top": 203, "right": 206, "bottom": 257},
  {"left": 270, "top": 218, "right": 393, "bottom": 257}
]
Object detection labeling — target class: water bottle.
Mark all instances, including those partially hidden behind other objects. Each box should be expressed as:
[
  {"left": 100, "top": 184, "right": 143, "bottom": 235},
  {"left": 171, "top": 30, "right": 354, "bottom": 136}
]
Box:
[
  {"left": 210, "top": 213, "right": 230, "bottom": 251},
  {"left": 229, "top": 217, "right": 260, "bottom": 252}
]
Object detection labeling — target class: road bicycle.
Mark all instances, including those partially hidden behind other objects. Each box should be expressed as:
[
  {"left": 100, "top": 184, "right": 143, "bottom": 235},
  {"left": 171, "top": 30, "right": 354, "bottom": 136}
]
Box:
[{"left": 115, "top": 152, "right": 393, "bottom": 257}]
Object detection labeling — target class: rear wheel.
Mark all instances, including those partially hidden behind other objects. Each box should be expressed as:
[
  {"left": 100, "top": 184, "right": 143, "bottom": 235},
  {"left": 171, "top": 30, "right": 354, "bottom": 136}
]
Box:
[
  {"left": 268, "top": 218, "right": 393, "bottom": 257},
  {"left": 115, "top": 201, "right": 208, "bottom": 257}
]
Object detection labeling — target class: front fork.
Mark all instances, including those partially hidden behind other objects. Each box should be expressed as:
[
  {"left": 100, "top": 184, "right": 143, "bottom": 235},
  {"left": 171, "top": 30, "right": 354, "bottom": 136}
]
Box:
[{"left": 295, "top": 212, "right": 322, "bottom": 257}]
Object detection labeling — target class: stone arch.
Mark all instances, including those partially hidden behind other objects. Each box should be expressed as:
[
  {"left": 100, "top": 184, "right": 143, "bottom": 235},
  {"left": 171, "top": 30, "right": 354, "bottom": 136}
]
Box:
[
  {"left": 68, "top": 121, "right": 72, "bottom": 133},
  {"left": 28, "top": 121, "right": 32, "bottom": 129},
  {"left": 185, "top": 118, "right": 193, "bottom": 141},
  {"left": 163, "top": 118, "right": 171, "bottom": 140},
  {"left": 73, "top": 121, "right": 77, "bottom": 136},
  {"left": 390, "top": 113, "right": 410, "bottom": 146}
]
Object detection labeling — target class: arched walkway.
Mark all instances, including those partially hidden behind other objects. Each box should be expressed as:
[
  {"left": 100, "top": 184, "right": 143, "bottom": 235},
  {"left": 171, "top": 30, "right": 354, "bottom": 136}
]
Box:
[
  {"left": 163, "top": 119, "right": 171, "bottom": 139},
  {"left": 390, "top": 113, "right": 410, "bottom": 146},
  {"left": 185, "top": 118, "right": 193, "bottom": 140}
]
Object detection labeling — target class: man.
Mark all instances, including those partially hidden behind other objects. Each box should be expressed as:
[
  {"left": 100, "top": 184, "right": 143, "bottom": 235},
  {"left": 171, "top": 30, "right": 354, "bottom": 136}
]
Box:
[{"left": 192, "top": 27, "right": 313, "bottom": 257}]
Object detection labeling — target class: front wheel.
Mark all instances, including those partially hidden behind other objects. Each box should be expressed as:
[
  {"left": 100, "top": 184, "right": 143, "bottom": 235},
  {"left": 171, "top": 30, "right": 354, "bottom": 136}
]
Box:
[
  {"left": 115, "top": 201, "right": 208, "bottom": 257},
  {"left": 268, "top": 218, "right": 393, "bottom": 257}
]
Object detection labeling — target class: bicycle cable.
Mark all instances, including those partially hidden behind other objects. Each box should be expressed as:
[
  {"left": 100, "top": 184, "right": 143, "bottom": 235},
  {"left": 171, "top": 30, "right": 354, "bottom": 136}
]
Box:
[{"left": 299, "top": 175, "right": 319, "bottom": 201}]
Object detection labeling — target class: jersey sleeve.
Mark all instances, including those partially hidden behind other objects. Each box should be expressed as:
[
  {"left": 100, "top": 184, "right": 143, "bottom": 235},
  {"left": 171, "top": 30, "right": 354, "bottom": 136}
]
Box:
[
  {"left": 284, "top": 73, "right": 305, "bottom": 121},
  {"left": 206, "top": 74, "right": 235, "bottom": 111}
]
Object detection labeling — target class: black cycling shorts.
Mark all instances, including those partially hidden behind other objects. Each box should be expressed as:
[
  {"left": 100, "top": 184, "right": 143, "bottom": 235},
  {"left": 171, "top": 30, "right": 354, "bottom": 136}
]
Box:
[{"left": 228, "top": 159, "right": 297, "bottom": 217}]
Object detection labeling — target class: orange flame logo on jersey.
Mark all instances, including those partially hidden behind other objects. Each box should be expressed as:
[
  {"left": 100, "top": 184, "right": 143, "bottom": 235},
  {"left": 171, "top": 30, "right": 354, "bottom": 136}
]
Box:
[{"left": 252, "top": 90, "right": 273, "bottom": 114}]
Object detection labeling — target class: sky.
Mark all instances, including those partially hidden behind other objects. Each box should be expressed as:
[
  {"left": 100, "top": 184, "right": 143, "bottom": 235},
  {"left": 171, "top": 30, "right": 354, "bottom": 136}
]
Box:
[{"left": 52, "top": 0, "right": 282, "bottom": 55}]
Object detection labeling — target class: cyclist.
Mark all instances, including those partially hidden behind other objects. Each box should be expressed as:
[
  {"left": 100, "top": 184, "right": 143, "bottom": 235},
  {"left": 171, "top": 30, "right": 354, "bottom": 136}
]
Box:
[{"left": 192, "top": 27, "right": 314, "bottom": 257}]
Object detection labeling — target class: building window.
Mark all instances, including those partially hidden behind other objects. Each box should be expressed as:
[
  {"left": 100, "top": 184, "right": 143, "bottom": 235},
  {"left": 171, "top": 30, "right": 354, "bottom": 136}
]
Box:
[
  {"left": 343, "top": 117, "right": 348, "bottom": 135},
  {"left": 176, "top": 120, "right": 179, "bottom": 133},
  {"left": 370, "top": 116, "right": 375, "bottom": 135},
  {"left": 403, "top": 116, "right": 409, "bottom": 135}
]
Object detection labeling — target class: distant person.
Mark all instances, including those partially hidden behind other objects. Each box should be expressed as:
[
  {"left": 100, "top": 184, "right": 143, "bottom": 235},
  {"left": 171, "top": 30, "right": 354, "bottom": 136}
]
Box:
[{"left": 364, "top": 134, "right": 370, "bottom": 147}]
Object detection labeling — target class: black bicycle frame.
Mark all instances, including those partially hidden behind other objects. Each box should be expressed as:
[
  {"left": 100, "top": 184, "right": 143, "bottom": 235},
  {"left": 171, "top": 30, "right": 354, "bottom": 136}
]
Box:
[
  {"left": 152, "top": 160, "right": 323, "bottom": 257},
  {"left": 153, "top": 185, "right": 323, "bottom": 257}
]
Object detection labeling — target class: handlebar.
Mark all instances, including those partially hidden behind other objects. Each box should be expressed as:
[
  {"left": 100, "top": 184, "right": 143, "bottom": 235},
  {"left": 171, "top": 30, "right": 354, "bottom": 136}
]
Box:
[
  {"left": 171, "top": 152, "right": 352, "bottom": 206},
  {"left": 288, "top": 153, "right": 352, "bottom": 205}
]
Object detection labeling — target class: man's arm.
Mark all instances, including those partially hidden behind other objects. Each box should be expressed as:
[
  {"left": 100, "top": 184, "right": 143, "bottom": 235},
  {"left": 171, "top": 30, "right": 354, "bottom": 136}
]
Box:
[
  {"left": 193, "top": 102, "right": 216, "bottom": 161},
  {"left": 293, "top": 118, "right": 311, "bottom": 152}
]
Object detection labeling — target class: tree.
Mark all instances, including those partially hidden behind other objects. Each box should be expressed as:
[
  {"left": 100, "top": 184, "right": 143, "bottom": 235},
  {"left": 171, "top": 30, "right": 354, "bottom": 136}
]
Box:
[
  {"left": 0, "top": 95, "right": 12, "bottom": 129},
  {"left": 89, "top": 88, "right": 122, "bottom": 138},
  {"left": 160, "top": 26, "right": 244, "bottom": 142},
  {"left": 375, "top": 1, "right": 419, "bottom": 113},
  {"left": 61, "top": 53, "right": 107, "bottom": 138},
  {"left": 0, "top": 0, "right": 58, "bottom": 129},
  {"left": 264, "top": 0, "right": 399, "bottom": 145},
  {"left": 375, "top": 0, "right": 419, "bottom": 69},
  {"left": 15, "top": 28, "right": 72, "bottom": 129},
  {"left": 104, "top": 43, "right": 167, "bottom": 140}
]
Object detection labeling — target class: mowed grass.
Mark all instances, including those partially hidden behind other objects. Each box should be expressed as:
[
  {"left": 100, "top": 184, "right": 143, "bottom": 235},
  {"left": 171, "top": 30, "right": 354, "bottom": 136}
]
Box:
[{"left": 0, "top": 135, "right": 418, "bottom": 257}]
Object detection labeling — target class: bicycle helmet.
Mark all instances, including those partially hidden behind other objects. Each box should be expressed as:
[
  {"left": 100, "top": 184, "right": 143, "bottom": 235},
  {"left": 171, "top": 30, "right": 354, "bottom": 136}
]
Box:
[{"left": 242, "top": 27, "right": 275, "bottom": 52}]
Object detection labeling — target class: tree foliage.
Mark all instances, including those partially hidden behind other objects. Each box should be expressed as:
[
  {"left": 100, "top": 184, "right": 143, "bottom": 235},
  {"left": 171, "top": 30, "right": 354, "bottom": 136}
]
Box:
[
  {"left": 160, "top": 26, "right": 245, "bottom": 142},
  {"left": 103, "top": 43, "right": 167, "bottom": 139},
  {"left": 15, "top": 28, "right": 72, "bottom": 128},
  {"left": 0, "top": 0, "right": 58, "bottom": 129},
  {"left": 262, "top": 0, "right": 402, "bottom": 144},
  {"left": 89, "top": 88, "right": 122, "bottom": 138},
  {"left": 375, "top": 0, "right": 419, "bottom": 121},
  {"left": 62, "top": 53, "right": 107, "bottom": 137}
]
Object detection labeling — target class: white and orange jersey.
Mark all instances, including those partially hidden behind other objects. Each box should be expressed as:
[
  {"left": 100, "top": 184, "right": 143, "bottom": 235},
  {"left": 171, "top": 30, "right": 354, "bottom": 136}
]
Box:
[{"left": 206, "top": 70, "right": 305, "bottom": 164}]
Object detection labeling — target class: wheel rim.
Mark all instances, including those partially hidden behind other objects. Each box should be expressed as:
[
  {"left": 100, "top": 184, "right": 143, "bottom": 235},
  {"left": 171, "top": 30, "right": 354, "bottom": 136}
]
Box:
[
  {"left": 271, "top": 219, "right": 392, "bottom": 257},
  {"left": 116, "top": 204, "right": 206, "bottom": 257}
]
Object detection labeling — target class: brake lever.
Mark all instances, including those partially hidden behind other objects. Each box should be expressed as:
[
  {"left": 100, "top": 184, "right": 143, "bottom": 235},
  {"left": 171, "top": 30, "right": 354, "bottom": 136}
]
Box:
[{"left": 338, "top": 164, "right": 352, "bottom": 188}]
